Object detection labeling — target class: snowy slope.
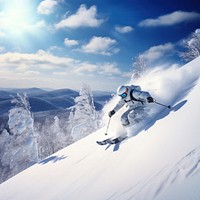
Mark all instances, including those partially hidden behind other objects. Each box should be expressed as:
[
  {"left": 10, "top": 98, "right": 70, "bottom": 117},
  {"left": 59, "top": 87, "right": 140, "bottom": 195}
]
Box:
[{"left": 0, "top": 57, "right": 200, "bottom": 200}]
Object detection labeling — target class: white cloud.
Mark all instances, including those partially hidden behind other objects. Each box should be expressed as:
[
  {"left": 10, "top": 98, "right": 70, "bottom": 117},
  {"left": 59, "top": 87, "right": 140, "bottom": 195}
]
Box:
[
  {"left": 140, "top": 43, "right": 174, "bottom": 62},
  {"left": 26, "top": 20, "right": 53, "bottom": 33},
  {"left": 74, "top": 63, "right": 98, "bottom": 73},
  {"left": 55, "top": 4, "right": 103, "bottom": 29},
  {"left": 82, "top": 36, "right": 119, "bottom": 56},
  {"left": 0, "top": 51, "right": 123, "bottom": 77},
  {"left": 139, "top": 11, "right": 200, "bottom": 27},
  {"left": 0, "top": 50, "right": 76, "bottom": 71},
  {"left": 34, "top": 20, "right": 48, "bottom": 29},
  {"left": 115, "top": 25, "right": 133, "bottom": 33},
  {"left": 0, "top": 51, "right": 127, "bottom": 90},
  {"left": 64, "top": 38, "right": 79, "bottom": 47},
  {"left": 99, "top": 63, "right": 121, "bottom": 75},
  {"left": 47, "top": 46, "right": 63, "bottom": 54},
  {"left": 37, "top": 0, "right": 58, "bottom": 15}
]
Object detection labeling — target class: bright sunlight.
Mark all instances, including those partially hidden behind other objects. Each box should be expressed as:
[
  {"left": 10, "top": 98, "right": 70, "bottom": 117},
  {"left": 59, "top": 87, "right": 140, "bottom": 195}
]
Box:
[{"left": 0, "top": 0, "right": 35, "bottom": 35}]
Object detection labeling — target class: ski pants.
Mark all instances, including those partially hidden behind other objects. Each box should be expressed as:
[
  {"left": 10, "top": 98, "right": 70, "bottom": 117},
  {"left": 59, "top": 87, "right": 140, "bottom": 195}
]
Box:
[{"left": 121, "top": 107, "right": 147, "bottom": 127}]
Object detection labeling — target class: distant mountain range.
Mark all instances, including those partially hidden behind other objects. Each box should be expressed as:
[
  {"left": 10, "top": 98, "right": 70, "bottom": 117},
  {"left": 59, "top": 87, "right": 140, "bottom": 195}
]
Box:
[{"left": 0, "top": 88, "right": 112, "bottom": 116}]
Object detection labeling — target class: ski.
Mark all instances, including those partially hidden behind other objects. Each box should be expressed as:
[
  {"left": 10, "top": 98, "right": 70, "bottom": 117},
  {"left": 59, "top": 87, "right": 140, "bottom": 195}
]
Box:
[
  {"left": 108, "top": 136, "right": 127, "bottom": 144},
  {"left": 96, "top": 136, "right": 127, "bottom": 145},
  {"left": 96, "top": 138, "right": 111, "bottom": 145}
]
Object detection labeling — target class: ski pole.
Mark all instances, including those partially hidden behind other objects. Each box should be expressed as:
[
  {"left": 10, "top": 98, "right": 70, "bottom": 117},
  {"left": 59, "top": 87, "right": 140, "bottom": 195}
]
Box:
[
  {"left": 105, "top": 117, "right": 111, "bottom": 135},
  {"left": 154, "top": 100, "right": 171, "bottom": 109}
]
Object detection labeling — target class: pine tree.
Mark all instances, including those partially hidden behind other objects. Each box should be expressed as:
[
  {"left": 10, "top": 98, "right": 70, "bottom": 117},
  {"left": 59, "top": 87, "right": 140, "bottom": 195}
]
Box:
[
  {"left": 49, "top": 116, "right": 69, "bottom": 153},
  {"left": 0, "top": 93, "right": 38, "bottom": 183},
  {"left": 69, "top": 83, "right": 98, "bottom": 141}
]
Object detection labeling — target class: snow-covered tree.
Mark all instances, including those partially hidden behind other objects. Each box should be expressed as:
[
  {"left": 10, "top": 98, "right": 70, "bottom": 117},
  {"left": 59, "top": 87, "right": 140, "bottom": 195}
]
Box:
[
  {"left": 0, "top": 93, "right": 38, "bottom": 183},
  {"left": 179, "top": 28, "right": 200, "bottom": 61},
  {"left": 68, "top": 83, "right": 98, "bottom": 141},
  {"left": 37, "top": 116, "right": 70, "bottom": 158},
  {"left": 131, "top": 55, "right": 147, "bottom": 80},
  {"left": 8, "top": 93, "right": 33, "bottom": 135}
]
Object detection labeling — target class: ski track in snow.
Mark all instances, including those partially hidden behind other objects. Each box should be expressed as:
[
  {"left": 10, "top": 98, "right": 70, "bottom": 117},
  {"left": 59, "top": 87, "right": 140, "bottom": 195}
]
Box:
[
  {"left": 151, "top": 146, "right": 200, "bottom": 199},
  {"left": 107, "top": 146, "right": 200, "bottom": 200}
]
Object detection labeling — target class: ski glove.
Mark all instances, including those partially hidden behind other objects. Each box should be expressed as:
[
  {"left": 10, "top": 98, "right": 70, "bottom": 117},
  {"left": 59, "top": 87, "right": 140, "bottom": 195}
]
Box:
[
  {"left": 147, "top": 97, "right": 154, "bottom": 103},
  {"left": 108, "top": 110, "right": 115, "bottom": 117}
]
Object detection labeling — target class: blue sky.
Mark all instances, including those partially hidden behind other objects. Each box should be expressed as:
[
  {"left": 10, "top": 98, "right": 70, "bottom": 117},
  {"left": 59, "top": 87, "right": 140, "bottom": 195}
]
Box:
[{"left": 0, "top": 0, "right": 200, "bottom": 91}]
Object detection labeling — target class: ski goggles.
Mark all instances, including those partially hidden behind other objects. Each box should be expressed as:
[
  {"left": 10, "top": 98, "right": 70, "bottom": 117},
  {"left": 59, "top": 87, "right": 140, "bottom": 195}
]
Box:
[
  {"left": 119, "top": 87, "right": 128, "bottom": 98},
  {"left": 120, "top": 93, "right": 127, "bottom": 98}
]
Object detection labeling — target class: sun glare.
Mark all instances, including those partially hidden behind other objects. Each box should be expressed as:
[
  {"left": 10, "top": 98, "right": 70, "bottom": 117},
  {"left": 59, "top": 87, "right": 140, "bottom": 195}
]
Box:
[{"left": 1, "top": 0, "right": 35, "bottom": 35}]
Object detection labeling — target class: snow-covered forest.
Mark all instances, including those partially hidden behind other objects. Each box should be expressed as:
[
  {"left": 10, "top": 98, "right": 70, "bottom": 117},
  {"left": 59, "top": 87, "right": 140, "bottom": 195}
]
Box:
[{"left": 0, "top": 84, "right": 102, "bottom": 183}]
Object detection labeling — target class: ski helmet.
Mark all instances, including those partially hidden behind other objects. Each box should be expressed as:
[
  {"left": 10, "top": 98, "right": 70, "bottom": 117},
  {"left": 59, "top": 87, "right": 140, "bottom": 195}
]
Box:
[{"left": 117, "top": 85, "right": 128, "bottom": 98}]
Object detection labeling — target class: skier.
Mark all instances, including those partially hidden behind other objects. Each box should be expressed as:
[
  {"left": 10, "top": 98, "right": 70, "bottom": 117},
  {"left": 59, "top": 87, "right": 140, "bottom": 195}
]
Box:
[
  {"left": 97, "top": 85, "right": 170, "bottom": 145},
  {"left": 108, "top": 85, "right": 154, "bottom": 128}
]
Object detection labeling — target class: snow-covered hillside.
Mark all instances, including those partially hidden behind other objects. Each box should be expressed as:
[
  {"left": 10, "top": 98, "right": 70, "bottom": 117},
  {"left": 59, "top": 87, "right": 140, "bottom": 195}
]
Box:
[{"left": 0, "top": 57, "right": 200, "bottom": 200}]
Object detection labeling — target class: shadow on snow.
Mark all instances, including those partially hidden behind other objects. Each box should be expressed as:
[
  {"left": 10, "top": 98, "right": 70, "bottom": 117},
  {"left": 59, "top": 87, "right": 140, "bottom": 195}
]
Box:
[{"left": 39, "top": 155, "right": 67, "bottom": 165}]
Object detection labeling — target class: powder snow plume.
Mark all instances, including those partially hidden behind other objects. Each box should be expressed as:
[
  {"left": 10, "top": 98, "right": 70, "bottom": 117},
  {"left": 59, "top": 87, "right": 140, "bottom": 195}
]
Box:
[{"left": 101, "top": 60, "right": 199, "bottom": 138}]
